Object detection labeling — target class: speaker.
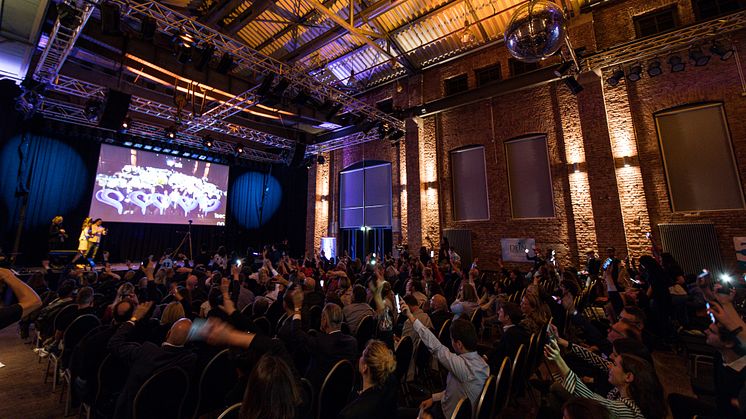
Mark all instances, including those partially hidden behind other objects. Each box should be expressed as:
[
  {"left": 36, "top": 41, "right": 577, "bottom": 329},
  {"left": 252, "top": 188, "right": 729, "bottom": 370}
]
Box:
[
  {"left": 288, "top": 142, "right": 307, "bottom": 168},
  {"left": 100, "top": 90, "right": 132, "bottom": 129},
  {"left": 100, "top": 2, "right": 121, "bottom": 35}
]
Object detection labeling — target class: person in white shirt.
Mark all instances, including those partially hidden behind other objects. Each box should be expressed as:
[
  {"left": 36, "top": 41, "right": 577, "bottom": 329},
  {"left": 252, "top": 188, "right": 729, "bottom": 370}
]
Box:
[
  {"left": 400, "top": 299, "right": 489, "bottom": 419},
  {"left": 85, "top": 218, "right": 107, "bottom": 260}
]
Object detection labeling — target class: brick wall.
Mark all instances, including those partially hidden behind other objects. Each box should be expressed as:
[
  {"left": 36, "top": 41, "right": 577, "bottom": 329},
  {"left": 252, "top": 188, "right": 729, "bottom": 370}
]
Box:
[{"left": 307, "top": 2, "right": 746, "bottom": 272}]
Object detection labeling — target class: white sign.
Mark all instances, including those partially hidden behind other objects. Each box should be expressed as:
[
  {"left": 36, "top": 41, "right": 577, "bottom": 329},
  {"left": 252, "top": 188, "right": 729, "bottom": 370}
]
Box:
[{"left": 501, "top": 238, "right": 536, "bottom": 263}]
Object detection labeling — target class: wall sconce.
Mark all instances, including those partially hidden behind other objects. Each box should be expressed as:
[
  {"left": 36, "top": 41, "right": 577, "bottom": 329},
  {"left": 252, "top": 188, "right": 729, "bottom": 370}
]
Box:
[
  {"left": 623, "top": 156, "right": 631, "bottom": 167},
  {"left": 320, "top": 195, "right": 329, "bottom": 202},
  {"left": 423, "top": 181, "right": 438, "bottom": 190},
  {"left": 572, "top": 162, "right": 580, "bottom": 173}
]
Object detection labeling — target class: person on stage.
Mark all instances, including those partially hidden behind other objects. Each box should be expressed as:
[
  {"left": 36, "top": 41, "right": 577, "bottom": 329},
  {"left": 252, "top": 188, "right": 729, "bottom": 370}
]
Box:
[
  {"left": 86, "top": 218, "right": 107, "bottom": 261},
  {"left": 48, "top": 216, "right": 67, "bottom": 250},
  {"left": 71, "top": 217, "right": 92, "bottom": 265}
]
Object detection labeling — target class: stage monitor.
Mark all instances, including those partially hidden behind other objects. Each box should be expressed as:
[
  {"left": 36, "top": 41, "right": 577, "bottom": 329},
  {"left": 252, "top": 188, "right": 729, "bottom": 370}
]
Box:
[{"left": 89, "top": 144, "right": 229, "bottom": 226}]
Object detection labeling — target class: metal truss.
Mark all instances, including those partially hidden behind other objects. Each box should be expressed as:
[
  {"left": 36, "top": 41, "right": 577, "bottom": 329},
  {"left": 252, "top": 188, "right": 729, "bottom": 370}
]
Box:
[
  {"left": 36, "top": 96, "right": 284, "bottom": 163},
  {"left": 110, "top": 0, "right": 404, "bottom": 131},
  {"left": 51, "top": 75, "right": 295, "bottom": 151},
  {"left": 583, "top": 10, "right": 746, "bottom": 70},
  {"left": 307, "top": 130, "right": 382, "bottom": 154},
  {"left": 34, "top": 0, "right": 95, "bottom": 84}
]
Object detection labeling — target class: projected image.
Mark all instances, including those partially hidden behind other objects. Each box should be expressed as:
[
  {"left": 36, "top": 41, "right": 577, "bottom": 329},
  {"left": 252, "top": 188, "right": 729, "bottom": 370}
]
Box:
[{"left": 89, "top": 144, "right": 229, "bottom": 226}]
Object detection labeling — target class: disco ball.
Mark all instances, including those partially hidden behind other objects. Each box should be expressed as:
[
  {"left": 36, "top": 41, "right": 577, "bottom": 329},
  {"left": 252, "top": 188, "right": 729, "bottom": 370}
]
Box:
[{"left": 504, "top": 0, "right": 567, "bottom": 63}]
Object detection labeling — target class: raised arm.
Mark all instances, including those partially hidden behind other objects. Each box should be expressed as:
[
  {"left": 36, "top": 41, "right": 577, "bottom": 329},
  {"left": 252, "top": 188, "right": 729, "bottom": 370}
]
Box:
[{"left": 0, "top": 268, "right": 41, "bottom": 317}]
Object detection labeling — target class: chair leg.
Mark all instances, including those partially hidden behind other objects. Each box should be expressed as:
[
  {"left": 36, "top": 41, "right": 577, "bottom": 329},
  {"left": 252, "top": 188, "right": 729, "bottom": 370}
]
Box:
[
  {"left": 44, "top": 356, "right": 52, "bottom": 383},
  {"left": 51, "top": 357, "right": 59, "bottom": 392}
]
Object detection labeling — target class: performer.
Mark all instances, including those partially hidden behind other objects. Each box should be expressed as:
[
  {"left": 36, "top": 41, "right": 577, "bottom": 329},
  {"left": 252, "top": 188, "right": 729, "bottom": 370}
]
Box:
[
  {"left": 48, "top": 216, "right": 67, "bottom": 250},
  {"left": 86, "top": 218, "right": 107, "bottom": 261},
  {"left": 71, "top": 217, "right": 92, "bottom": 265}
]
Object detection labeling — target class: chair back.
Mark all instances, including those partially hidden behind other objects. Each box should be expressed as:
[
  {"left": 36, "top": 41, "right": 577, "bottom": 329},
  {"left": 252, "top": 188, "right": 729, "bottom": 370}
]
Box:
[
  {"left": 53, "top": 304, "right": 78, "bottom": 333},
  {"left": 475, "top": 375, "right": 496, "bottom": 419},
  {"left": 308, "top": 305, "right": 322, "bottom": 331},
  {"left": 317, "top": 359, "right": 355, "bottom": 419},
  {"left": 524, "top": 333, "right": 538, "bottom": 379},
  {"left": 299, "top": 377, "right": 315, "bottom": 419},
  {"left": 68, "top": 324, "right": 108, "bottom": 378},
  {"left": 61, "top": 314, "right": 101, "bottom": 367},
  {"left": 394, "top": 335, "right": 413, "bottom": 383},
  {"left": 133, "top": 367, "right": 190, "bottom": 419},
  {"left": 355, "top": 315, "right": 376, "bottom": 351},
  {"left": 217, "top": 403, "right": 241, "bottom": 419},
  {"left": 493, "top": 357, "right": 512, "bottom": 416},
  {"left": 413, "top": 339, "right": 432, "bottom": 379},
  {"left": 450, "top": 397, "right": 472, "bottom": 419},
  {"left": 253, "top": 316, "right": 272, "bottom": 336},
  {"left": 193, "top": 349, "right": 237, "bottom": 418},
  {"left": 510, "top": 344, "right": 527, "bottom": 397},
  {"left": 437, "top": 318, "right": 452, "bottom": 350},
  {"left": 94, "top": 354, "right": 129, "bottom": 417}
]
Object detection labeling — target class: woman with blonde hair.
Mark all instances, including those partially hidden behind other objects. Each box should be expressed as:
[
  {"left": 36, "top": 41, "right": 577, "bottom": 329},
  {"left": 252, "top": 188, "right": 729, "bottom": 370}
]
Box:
[
  {"left": 338, "top": 340, "right": 398, "bottom": 419},
  {"left": 520, "top": 292, "right": 549, "bottom": 334},
  {"left": 71, "top": 217, "right": 92, "bottom": 265},
  {"left": 148, "top": 301, "right": 185, "bottom": 344}
]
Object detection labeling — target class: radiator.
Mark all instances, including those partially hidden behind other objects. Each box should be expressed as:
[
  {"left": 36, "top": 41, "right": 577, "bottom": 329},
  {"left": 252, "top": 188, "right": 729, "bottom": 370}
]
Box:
[{"left": 658, "top": 223, "right": 723, "bottom": 275}]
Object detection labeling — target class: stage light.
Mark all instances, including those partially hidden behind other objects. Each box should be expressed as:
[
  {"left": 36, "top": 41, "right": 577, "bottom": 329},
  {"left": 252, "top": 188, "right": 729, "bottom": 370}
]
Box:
[
  {"left": 162, "top": 148, "right": 171, "bottom": 153},
  {"left": 623, "top": 156, "right": 631, "bottom": 167},
  {"left": 152, "top": 146, "right": 162, "bottom": 152},
  {"left": 170, "top": 149, "right": 180, "bottom": 155},
  {"left": 183, "top": 151, "right": 191, "bottom": 157},
  {"left": 57, "top": 3, "right": 82, "bottom": 27},
  {"left": 563, "top": 76, "right": 583, "bottom": 94},
  {"left": 143, "top": 144, "right": 153, "bottom": 150},
  {"left": 710, "top": 40, "right": 734, "bottom": 60},
  {"left": 141, "top": 16, "right": 156, "bottom": 40},
  {"left": 627, "top": 63, "right": 642, "bottom": 82},
  {"left": 257, "top": 73, "right": 275, "bottom": 96},
  {"left": 134, "top": 143, "right": 143, "bottom": 148},
  {"left": 198, "top": 155, "right": 207, "bottom": 160},
  {"left": 669, "top": 55, "right": 685, "bottom": 72},
  {"left": 121, "top": 115, "right": 131, "bottom": 131},
  {"left": 193, "top": 44, "right": 214, "bottom": 71},
  {"left": 606, "top": 68, "right": 625, "bottom": 87},
  {"left": 203, "top": 136, "right": 214, "bottom": 148},
  {"left": 572, "top": 162, "right": 580, "bottom": 173},
  {"left": 165, "top": 127, "right": 177, "bottom": 139},
  {"left": 647, "top": 59, "right": 662, "bottom": 77},
  {"left": 273, "top": 78, "right": 290, "bottom": 96},
  {"left": 123, "top": 141, "right": 133, "bottom": 146},
  {"left": 360, "top": 120, "right": 377, "bottom": 134},
  {"left": 236, "top": 145, "right": 244, "bottom": 154},
  {"left": 553, "top": 60, "right": 573, "bottom": 77},
  {"left": 388, "top": 129, "right": 405, "bottom": 143},
  {"left": 216, "top": 52, "right": 233, "bottom": 74},
  {"left": 689, "top": 46, "right": 710, "bottom": 67},
  {"left": 84, "top": 98, "right": 102, "bottom": 122}
]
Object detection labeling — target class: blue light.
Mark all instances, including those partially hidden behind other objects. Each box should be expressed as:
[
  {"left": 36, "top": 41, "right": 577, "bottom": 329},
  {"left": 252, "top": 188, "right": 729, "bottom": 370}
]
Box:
[
  {"left": 198, "top": 155, "right": 207, "bottom": 160},
  {"left": 230, "top": 171, "right": 283, "bottom": 229},
  {"left": 123, "top": 141, "right": 133, "bottom": 146},
  {"left": 143, "top": 144, "right": 153, "bottom": 150},
  {"left": 162, "top": 148, "right": 171, "bottom": 153},
  {"left": 153, "top": 146, "right": 162, "bottom": 152},
  {"left": 134, "top": 143, "right": 143, "bottom": 148},
  {"left": 171, "top": 149, "right": 179, "bottom": 155}
]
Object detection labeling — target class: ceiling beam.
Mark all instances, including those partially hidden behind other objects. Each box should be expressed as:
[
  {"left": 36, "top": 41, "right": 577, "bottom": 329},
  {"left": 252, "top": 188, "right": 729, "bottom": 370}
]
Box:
[
  {"left": 223, "top": 0, "right": 277, "bottom": 33},
  {"left": 202, "top": 0, "right": 245, "bottom": 26},
  {"left": 253, "top": 0, "right": 337, "bottom": 52}
]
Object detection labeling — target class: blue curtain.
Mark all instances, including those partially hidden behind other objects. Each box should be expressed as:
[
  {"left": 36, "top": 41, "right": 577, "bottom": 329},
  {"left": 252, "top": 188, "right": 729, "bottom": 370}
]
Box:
[
  {"left": 230, "top": 171, "right": 283, "bottom": 229},
  {"left": 0, "top": 133, "right": 93, "bottom": 262}
]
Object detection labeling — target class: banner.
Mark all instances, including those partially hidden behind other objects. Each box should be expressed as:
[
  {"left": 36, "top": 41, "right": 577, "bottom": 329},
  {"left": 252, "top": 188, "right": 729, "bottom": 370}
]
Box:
[{"left": 501, "top": 238, "right": 536, "bottom": 263}]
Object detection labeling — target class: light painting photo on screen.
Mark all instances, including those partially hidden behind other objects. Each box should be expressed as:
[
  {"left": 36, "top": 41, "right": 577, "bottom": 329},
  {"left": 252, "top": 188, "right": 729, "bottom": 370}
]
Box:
[{"left": 89, "top": 144, "right": 229, "bottom": 226}]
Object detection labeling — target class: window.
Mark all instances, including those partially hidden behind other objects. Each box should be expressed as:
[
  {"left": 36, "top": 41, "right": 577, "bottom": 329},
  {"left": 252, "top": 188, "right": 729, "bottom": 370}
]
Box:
[
  {"left": 376, "top": 98, "right": 393, "bottom": 113},
  {"left": 508, "top": 58, "right": 539, "bottom": 77},
  {"left": 475, "top": 64, "right": 502, "bottom": 86},
  {"left": 655, "top": 103, "right": 744, "bottom": 212},
  {"left": 339, "top": 161, "right": 393, "bottom": 228},
  {"left": 444, "top": 74, "right": 468, "bottom": 96},
  {"left": 693, "top": 0, "right": 745, "bottom": 20},
  {"left": 633, "top": 7, "right": 677, "bottom": 37},
  {"left": 451, "top": 146, "right": 490, "bottom": 221},
  {"left": 505, "top": 135, "right": 555, "bottom": 218}
]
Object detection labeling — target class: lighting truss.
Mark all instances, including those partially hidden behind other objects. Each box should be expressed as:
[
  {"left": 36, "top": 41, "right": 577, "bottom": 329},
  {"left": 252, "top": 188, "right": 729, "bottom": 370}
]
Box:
[
  {"left": 108, "top": 0, "right": 404, "bottom": 131},
  {"left": 583, "top": 10, "right": 746, "bottom": 70},
  {"left": 307, "top": 130, "right": 382, "bottom": 154},
  {"left": 34, "top": 0, "right": 95, "bottom": 84},
  {"left": 36, "top": 96, "right": 285, "bottom": 163},
  {"left": 50, "top": 75, "right": 296, "bottom": 151}
]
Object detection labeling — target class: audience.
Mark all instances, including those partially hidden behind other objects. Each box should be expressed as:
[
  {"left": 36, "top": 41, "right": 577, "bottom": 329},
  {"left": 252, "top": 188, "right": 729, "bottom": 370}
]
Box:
[
  {"left": 338, "top": 340, "right": 398, "bottom": 419},
  {"left": 343, "top": 284, "right": 375, "bottom": 335}
]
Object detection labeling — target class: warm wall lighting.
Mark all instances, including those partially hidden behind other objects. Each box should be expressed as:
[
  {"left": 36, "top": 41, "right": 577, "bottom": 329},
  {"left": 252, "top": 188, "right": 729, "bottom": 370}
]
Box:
[
  {"left": 572, "top": 162, "right": 580, "bottom": 173},
  {"left": 423, "top": 181, "right": 437, "bottom": 190},
  {"left": 623, "top": 156, "right": 631, "bottom": 167}
]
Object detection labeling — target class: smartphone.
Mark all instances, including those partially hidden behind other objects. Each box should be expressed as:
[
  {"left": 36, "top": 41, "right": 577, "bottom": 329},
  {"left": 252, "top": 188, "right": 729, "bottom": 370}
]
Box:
[
  {"left": 546, "top": 323, "right": 557, "bottom": 344},
  {"left": 645, "top": 232, "right": 651, "bottom": 239},
  {"left": 603, "top": 258, "right": 612, "bottom": 270},
  {"left": 187, "top": 318, "right": 208, "bottom": 341},
  {"left": 705, "top": 302, "right": 716, "bottom": 324},
  {"left": 236, "top": 259, "right": 241, "bottom": 267},
  {"left": 430, "top": 250, "right": 435, "bottom": 258},
  {"left": 320, "top": 279, "right": 325, "bottom": 288},
  {"left": 552, "top": 295, "right": 561, "bottom": 302},
  {"left": 395, "top": 294, "right": 401, "bottom": 313}
]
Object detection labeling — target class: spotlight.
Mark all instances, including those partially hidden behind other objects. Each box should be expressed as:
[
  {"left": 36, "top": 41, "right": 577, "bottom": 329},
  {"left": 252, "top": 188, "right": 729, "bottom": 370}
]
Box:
[
  {"left": 669, "top": 55, "right": 685, "bottom": 72},
  {"left": 236, "top": 145, "right": 244, "bottom": 154},
  {"left": 553, "top": 61, "right": 574, "bottom": 77},
  {"left": 165, "top": 126, "right": 177, "bottom": 139},
  {"left": 100, "top": 1, "right": 121, "bottom": 35},
  {"left": 216, "top": 52, "right": 233, "bottom": 74},
  {"left": 120, "top": 115, "right": 131, "bottom": 131},
  {"left": 141, "top": 16, "right": 156, "bottom": 40},
  {"left": 273, "top": 78, "right": 290, "bottom": 96},
  {"left": 84, "top": 98, "right": 102, "bottom": 122},
  {"left": 563, "top": 76, "right": 583, "bottom": 94},
  {"left": 710, "top": 40, "right": 734, "bottom": 60},
  {"left": 627, "top": 63, "right": 642, "bottom": 82},
  {"left": 257, "top": 73, "right": 275, "bottom": 96},
  {"left": 57, "top": 3, "right": 82, "bottom": 27},
  {"left": 689, "top": 46, "right": 710, "bottom": 67},
  {"left": 647, "top": 59, "right": 663, "bottom": 77},
  {"left": 193, "top": 44, "right": 215, "bottom": 71},
  {"left": 606, "top": 68, "right": 625, "bottom": 87},
  {"left": 203, "top": 136, "right": 213, "bottom": 148}
]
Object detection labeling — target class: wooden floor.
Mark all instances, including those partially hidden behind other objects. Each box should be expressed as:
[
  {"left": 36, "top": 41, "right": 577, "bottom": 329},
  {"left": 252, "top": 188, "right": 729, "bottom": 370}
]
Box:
[
  {"left": 0, "top": 327, "right": 65, "bottom": 419},
  {"left": 0, "top": 324, "right": 695, "bottom": 419}
]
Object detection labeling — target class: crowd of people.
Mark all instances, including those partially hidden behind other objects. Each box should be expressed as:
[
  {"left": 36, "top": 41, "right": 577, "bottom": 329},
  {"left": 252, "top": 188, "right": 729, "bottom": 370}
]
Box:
[{"left": 0, "top": 236, "right": 745, "bottom": 419}]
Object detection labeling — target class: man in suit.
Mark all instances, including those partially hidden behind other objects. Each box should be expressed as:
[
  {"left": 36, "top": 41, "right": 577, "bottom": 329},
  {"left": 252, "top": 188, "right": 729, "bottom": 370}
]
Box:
[
  {"left": 290, "top": 290, "right": 358, "bottom": 389},
  {"left": 487, "top": 302, "right": 529, "bottom": 373},
  {"left": 107, "top": 301, "right": 197, "bottom": 419}
]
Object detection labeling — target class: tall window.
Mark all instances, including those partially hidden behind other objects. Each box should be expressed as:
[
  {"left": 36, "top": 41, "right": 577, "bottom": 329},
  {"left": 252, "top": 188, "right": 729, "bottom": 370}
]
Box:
[
  {"left": 339, "top": 161, "right": 393, "bottom": 228},
  {"left": 444, "top": 74, "right": 468, "bottom": 96},
  {"left": 633, "top": 7, "right": 678, "bottom": 38},
  {"left": 693, "top": 0, "right": 745, "bottom": 21},
  {"left": 475, "top": 64, "right": 502, "bottom": 86},
  {"left": 655, "top": 103, "right": 744, "bottom": 212},
  {"left": 505, "top": 135, "right": 555, "bottom": 218},
  {"left": 451, "top": 146, "right": 490, "bottom": 221}
]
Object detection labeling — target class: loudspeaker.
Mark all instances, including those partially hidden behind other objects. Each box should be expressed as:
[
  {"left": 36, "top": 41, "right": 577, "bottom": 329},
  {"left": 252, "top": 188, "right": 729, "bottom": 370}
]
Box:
[
  {"left": 100, "top": 2, "right": 121, "bottom": 35},
  {"left": 288, "top": 142, "right": 307, "bottom": 168},
  {"left": 100, "top": 90, "right": 132, "bottom": 129}
]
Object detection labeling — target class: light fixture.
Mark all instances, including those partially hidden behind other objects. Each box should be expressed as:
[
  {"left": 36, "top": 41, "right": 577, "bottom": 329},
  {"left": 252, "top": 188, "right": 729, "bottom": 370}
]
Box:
[
  {"left": 236, "top": 145, "right": 244, "bottom": 154},
  {"left": 606, "top": 68, "right": 625, "bottom": 87},
  {"left": 84, "top": 98, "right": 102, "bottom": 122},
  {"left": 346, "top": 69, "right": 356, "bottom": 88},
  {"left": 203, "top": 136, "right": 213, "bottom": 148},
  {"left": 165, "top": 126, "right": 177, "bottom": 139},
  {"left": 689, "top": 46, "right": 711, "bottom": 67},
  {"left": 563, "top": 76, "right": 583, "bottom": 95},
  {"left": 140, "top": 16, "right": 156, "bottom": 40},
  {"left": 553, "top": 60, "right": 574, "bottom": 77},
  {"left": 647, "top": 59, "right": 662, "bottom": 77},
  {"left": 572, "top": 162, "right": 580, "bottom": 173},
  {"left": 669, "top": 55, "right": 685, "bottom": 72},
  {"left": 460, "top": 20, "right": 475, "bottom": 44},
  {"left": 193, "top": 44, "right": 214, "bottom": 71},
  {"left": 710, "top": 40, "right": 734, "bottom": 60},
  {"left": 627, "top": 63, "right": 642, "bottom": 82},
  {"left": 216, "top": 52, "right": 233, "bottom": 74},
  {"left": 120, "top": 115, "right": 131, "bottom": 132},
  {"left": 623, "top": 156, "right": 631, "bottom": 167}
]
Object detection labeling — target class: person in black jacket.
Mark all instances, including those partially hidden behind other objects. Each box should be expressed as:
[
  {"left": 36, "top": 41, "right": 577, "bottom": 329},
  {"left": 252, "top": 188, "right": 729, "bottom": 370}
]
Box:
[
  {"left": 338, "top": 340, "right": 398, "bottom": 419},
  {"left": 107, "top": 301, "right": 197, "bottom": 419},
  {"left": 290, "top": 290, "right": 358, "bottom": 389},
  {"left": 487, "top": 302, "right": 529, "bottom": 372}
]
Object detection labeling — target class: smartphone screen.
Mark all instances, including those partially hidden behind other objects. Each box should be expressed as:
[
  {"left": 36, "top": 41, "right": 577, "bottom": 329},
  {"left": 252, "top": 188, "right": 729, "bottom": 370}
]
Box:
[
  {"left": 320, "top": 279, "right": 325, "bottom": 288},
  {"left": 705, "top": 302, "right": 716, "bottom": 324},
  {"left": 395, "top": 294, "right": 401, "bottom": 313},
  {"left": 546, "top": 323, "right": 557, "bottom": 343},
  {"left": 187, "top": 318, "right": 208, "bottom": 341}
]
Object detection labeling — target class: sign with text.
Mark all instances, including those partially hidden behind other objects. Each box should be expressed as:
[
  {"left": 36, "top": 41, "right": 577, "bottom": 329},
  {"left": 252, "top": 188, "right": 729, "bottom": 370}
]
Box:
[
  {"left": 501, "top": 238, "right": 536, "bottom": 263},
  {"left": 734, "top": 237, "right": 746, "bottom": 271}
]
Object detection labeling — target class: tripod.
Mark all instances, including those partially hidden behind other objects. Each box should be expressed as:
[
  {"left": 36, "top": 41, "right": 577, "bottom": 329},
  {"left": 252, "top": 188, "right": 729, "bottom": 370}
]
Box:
[{"left": 174, "top": 220, "right": 194, "bottom": 261}]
